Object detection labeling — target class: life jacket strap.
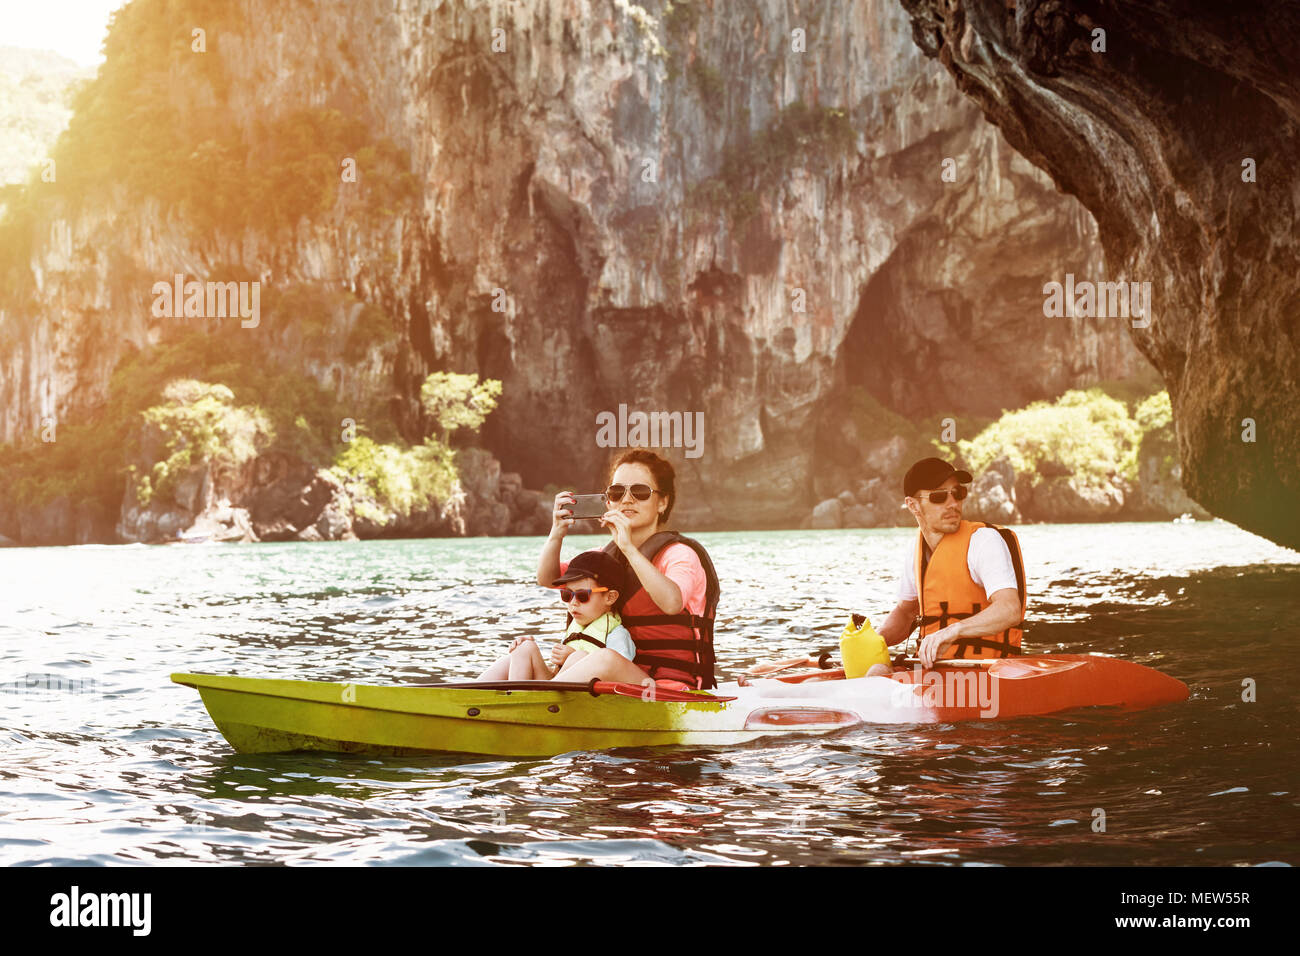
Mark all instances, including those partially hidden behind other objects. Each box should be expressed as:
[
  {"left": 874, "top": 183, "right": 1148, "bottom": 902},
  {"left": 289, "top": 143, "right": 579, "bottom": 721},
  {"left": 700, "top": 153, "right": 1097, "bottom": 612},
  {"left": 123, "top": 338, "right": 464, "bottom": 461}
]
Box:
[
  {"left": 635, "top": 654, "right": 713, "bottom": 680},
  {"left": 620, "top": 613, "right": 711, "bottom": 628},
  {"left": 919, "top": 600, "right": 977, "bottom": 628},
  {"left": 955, "top": 602, "right": 1019, "bottom": 659},
  {"left": 564, "top": 633, "right": 607, "bottom": 649},
  {"left": 947, "top": 635, "right": 1021, "bottom": 657},
  {"left": 625, "top": 613, "right": 717, "bottom": 686},
  {"left": 920, "top": 599, "right": 1022, "bottom": 659},
  {"left": 628, "top": 617, "right": 716, "bottom": 685}
]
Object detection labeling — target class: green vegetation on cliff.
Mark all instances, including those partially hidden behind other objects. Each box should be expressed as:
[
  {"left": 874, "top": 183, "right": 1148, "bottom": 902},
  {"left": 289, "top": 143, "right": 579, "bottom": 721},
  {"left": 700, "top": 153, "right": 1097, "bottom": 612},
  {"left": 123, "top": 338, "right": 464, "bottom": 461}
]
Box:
[
  {"left": 420, "top": 372, "right": 503, "bottom": 446},
  {"left": 327, "top": 372, "right": 503, "bottom": 523},
  {"left": 0, "top": 334, "right": 506, "bottom": 538},
  {"left": 844, "top": 385, "right": 1175, "bottom": 497},
  {"left": 330, "top": 436, "right": 458, "bottom": 522},
  {"left": 957, "top": 388, "right": 1148, "bottom": 488},
  {"left": 1134, "top": 390, "right": 1179, "bottom": 483},
  {"left": 135, "top": 380, "right": 272, "bottom": 505},
  {"left": 0, "top": 331, "right": 352, "bottom": 514}
]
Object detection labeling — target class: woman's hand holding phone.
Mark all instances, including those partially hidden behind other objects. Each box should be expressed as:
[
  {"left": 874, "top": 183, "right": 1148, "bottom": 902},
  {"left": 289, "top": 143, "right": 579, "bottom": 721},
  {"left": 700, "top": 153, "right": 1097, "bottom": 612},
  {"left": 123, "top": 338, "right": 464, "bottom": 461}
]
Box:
[
  {"left": 550, "top": 491, "right": 575, "bottom": 539},
  {"left": 601, "top": 509, "right": 634, "bottom": 552}
]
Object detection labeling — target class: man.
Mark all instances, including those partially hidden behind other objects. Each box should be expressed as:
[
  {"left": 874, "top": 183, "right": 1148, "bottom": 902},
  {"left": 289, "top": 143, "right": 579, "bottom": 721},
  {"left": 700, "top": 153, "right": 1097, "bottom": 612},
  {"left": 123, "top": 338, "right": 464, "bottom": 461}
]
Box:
[{"left": 876, "top": 457, "right": 1027, "bottom": 667}]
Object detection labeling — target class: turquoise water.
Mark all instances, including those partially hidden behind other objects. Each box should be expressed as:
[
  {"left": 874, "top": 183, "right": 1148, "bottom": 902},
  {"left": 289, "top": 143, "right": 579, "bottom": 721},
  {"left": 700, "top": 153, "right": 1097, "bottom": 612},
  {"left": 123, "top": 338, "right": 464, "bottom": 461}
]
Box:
[{"left": 1, "top": 521, "right": 1297, "bottom": 865}]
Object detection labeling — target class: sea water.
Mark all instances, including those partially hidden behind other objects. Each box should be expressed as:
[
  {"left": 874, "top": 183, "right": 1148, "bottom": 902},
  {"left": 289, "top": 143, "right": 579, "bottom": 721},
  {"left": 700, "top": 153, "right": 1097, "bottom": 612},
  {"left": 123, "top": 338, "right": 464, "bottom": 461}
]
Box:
[{"left": 0, "top": 522, "right": 1296, "bottom": 866}]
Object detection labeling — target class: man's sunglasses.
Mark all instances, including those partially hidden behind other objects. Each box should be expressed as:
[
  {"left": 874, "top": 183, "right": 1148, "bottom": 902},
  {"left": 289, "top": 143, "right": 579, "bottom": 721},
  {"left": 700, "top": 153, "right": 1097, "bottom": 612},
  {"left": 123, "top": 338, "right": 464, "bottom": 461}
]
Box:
[
  {"left": 911, "top": 485, "right": 969, "bottom": 505},
  {"left": 559, "top": 586, "right": 609, "bottom": 604},
  {"left": 605, "top": 484, "right": 659, "bottom": 502}
]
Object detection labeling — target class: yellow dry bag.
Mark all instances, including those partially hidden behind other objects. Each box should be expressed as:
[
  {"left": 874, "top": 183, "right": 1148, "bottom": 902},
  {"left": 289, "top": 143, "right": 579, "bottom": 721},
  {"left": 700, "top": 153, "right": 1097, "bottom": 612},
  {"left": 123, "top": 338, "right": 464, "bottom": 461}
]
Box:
[{"left": 840, "top": 613, "right": 890, "bottom": 678}]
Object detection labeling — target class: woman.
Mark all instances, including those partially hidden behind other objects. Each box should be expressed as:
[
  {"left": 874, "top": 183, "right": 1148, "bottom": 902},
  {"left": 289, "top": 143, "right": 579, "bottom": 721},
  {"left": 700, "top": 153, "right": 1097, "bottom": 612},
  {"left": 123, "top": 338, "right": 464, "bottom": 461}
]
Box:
[{"left": 537, "top": 448, "right": 721, "bottom": 689}]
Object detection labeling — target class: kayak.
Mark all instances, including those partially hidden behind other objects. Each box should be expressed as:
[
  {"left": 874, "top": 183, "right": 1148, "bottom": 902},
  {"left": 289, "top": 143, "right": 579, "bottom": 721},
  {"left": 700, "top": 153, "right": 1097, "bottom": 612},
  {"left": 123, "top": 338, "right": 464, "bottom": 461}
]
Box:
[{"left": 172, "top": 654, "right": 1189, "bottom": 758}]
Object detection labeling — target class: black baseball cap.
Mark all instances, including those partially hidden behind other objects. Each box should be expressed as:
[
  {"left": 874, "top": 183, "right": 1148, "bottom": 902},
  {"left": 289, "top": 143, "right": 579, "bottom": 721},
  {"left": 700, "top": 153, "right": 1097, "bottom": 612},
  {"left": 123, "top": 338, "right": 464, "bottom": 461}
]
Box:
[
  {"left": 903, "top": 457, "right": 972, "bottom": 497},
  {"left": 552, "top": 550, "right": 626, "bottom": 594}
]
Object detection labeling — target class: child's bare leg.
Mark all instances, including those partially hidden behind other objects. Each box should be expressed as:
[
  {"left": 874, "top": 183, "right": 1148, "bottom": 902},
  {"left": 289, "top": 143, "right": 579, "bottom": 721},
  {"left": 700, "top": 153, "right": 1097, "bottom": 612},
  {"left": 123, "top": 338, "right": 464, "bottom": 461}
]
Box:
[
  {"left": 866, "top": 663, "right": 894, "bottom": 677},
  {"left": 553, "top": 650, "right": 588, "bottom": 680},
  {"left": 508, "top": 642, "right": 552, "bottom": 680},
  {"left": 478, "top": 654, "right": 512, "bottom": 681}
]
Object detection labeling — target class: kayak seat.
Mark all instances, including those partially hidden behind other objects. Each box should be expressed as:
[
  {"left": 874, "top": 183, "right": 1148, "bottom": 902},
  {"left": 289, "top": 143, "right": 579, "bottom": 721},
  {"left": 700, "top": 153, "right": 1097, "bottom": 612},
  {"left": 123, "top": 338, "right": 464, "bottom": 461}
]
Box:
[{"left": 990, "top": 657, "right": 1086, "bottom": 680}]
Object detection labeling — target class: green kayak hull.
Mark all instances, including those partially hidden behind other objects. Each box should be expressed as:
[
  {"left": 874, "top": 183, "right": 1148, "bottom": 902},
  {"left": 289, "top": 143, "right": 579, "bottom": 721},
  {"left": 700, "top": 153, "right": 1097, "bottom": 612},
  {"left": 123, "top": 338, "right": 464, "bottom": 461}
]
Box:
[{"left": 173, "top": 673, "right": 763, "bottom": 757}]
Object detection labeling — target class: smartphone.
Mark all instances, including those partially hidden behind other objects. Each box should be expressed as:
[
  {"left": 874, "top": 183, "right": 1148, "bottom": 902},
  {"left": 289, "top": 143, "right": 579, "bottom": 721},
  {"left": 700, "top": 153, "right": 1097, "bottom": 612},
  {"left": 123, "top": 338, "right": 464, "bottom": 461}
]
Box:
[{"left": 569, "top": 494, "right": 609, "bottom": 520}]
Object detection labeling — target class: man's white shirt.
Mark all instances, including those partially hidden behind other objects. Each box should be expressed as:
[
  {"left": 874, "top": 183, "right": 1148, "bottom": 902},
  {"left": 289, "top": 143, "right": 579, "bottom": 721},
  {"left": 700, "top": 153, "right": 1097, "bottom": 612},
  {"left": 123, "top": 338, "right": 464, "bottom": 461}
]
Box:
[{"left": 897, "top": 528, "right": 1019, "bottom": 603}]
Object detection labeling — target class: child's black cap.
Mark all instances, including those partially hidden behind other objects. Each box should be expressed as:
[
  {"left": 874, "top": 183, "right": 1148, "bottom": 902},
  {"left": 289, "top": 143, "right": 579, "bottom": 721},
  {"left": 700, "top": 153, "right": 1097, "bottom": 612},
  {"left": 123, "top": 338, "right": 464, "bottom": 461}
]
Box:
[{"left": 552, "top": 550, "right": 626, "bottom": 595}]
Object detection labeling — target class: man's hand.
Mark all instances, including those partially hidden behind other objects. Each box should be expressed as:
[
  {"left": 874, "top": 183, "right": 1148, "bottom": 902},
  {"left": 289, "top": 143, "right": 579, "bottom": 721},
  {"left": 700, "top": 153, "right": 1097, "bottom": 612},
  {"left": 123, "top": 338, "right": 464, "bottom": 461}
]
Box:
[{"left": 918, "top": 623, "right": 963, "bottom": 667}]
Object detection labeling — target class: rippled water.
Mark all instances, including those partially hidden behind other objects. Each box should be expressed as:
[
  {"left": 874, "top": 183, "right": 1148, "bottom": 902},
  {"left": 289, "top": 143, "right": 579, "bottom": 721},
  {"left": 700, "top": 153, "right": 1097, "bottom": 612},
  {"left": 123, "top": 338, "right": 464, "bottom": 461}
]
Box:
[{"left": 2, "top": 522, "right": 1297, "bottom": 866}]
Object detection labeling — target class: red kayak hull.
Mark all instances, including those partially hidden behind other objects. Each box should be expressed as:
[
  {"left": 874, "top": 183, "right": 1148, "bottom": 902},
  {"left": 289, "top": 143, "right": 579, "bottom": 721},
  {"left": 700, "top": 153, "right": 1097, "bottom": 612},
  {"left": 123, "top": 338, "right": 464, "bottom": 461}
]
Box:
[{"left": 769, "top": 655, "right": 1189, "bottom": 721}]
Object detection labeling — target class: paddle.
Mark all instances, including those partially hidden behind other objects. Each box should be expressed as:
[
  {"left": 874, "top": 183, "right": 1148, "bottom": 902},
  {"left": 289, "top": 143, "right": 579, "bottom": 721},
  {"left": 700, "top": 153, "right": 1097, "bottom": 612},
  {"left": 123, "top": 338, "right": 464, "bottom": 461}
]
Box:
[
  {"left": 891, "top": 658, "right": 994, "bottom": 668},
  {"left": 743, "top": 649, "right": 834, "bottom": 678}
]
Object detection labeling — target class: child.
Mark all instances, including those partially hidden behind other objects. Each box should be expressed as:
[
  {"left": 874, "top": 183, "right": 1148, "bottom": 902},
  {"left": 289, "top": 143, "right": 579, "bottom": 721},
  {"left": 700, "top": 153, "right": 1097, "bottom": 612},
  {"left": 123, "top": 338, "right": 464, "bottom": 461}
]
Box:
[{"left": 477, "top": 550, "right": 636, "bottom": 681}]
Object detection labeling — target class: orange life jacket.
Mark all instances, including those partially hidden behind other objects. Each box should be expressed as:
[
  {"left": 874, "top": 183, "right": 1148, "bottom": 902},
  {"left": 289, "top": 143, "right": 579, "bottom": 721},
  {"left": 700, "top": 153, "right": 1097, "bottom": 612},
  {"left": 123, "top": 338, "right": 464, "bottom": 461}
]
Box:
[
  {"left": 602, "top": 532, "right": 721, "bottom": 689},
  {"left": 915, "top": 519, "right": 1026, "bottom": 659}
]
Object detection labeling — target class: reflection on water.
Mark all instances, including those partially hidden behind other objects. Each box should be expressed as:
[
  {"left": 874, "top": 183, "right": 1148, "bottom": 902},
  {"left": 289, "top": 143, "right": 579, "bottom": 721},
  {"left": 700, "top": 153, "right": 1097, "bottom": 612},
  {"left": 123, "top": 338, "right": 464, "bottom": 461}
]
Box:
[{"left": 1, "top": 523, "right": 1297, "bottom": 865}]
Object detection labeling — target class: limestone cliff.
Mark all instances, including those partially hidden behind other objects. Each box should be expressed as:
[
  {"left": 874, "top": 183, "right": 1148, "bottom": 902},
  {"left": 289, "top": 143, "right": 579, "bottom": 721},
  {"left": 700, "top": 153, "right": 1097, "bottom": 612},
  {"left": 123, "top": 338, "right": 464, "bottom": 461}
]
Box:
[{"left": 0, "top": 0, "right": 1158, "bottom": 541}]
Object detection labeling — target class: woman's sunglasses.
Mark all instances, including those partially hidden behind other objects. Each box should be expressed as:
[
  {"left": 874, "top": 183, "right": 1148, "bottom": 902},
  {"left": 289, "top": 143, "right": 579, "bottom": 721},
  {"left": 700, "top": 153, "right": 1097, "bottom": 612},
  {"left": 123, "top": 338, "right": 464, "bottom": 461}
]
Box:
[
  {"left": 605, "top": 484, "right": 659, "bottom": 502},
  {"left": 912, "top": 485, "right": 969, "bottom": 505},
  {"left": 559, "top": 586, "right": 609, "bottom": 604}
]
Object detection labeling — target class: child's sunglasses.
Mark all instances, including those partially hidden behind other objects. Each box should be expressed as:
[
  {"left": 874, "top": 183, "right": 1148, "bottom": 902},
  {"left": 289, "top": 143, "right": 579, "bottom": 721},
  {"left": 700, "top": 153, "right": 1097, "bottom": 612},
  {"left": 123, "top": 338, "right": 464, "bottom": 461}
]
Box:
[
  {"left": 912, "top": 485, "right": 969, "bottom": 505},
  {"left": 559, "top": 586, "right": 609, "bottom": 604},
  {"left": 605, "top": 483, "right": 658, "bottom": 502}
]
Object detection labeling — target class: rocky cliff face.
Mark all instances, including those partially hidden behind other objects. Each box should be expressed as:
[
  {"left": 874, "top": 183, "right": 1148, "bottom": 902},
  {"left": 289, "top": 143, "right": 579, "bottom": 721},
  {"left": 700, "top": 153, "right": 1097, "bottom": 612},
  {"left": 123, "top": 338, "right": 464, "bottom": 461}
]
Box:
[
  {"left": 395, "top": 0, "right": 1153, "bottom": 528},
  {"left": 897, "top": 0, "right": 1300, "bottom": 549},
  {"left": 1, "top": 0, "right": 1157, "bottom": 539}
]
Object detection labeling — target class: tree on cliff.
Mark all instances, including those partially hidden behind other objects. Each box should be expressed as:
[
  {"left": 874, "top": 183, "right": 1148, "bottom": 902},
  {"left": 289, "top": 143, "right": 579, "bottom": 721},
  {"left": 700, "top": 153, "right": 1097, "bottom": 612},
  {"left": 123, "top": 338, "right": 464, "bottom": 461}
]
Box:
[{"left": 420, "top": 372, "right": 503, "bottom": 446}]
